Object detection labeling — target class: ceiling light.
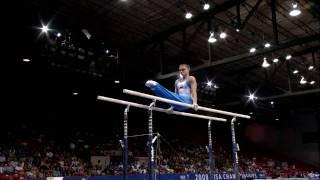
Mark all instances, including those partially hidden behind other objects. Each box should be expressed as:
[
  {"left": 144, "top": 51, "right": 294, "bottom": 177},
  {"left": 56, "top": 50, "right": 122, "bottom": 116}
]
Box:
[
  {"left": 293, "top": 70, "right": 299, "bottom": 74},
  {"left": 219, "top": 32, "right": 227, "bottom": 39},
  {"left": 249, "top": 48, "right": 256, "bottom": 53},
  {"left": 248, "top": 93, "right": 258, "bottom": 101},
  {"left": 310, "top": 80, "right": 315, "bottom": 85},
  {"left": 56, "top": 32, "right": 61, "bottom": 37},
  {"left": 73, "top": 92, "right": 79, "bottom": 96},
  {"left": 270, "top": 101, "right": 274, "bottom": 105},
  {"left": 208, "top": 32, "right": 217, "bottom": 43},
  {"left": 308, "top": 65, "right": 314, "bottom": 70},
  {"left": 41, "top": 25, "right": 49, "bottom": 33},
  {"left": 264, "top": 42, "right": 271, "bottom": 48},
  {"left": 203, "top": 3, "right": 210, "bottom": 10},
  {"left": 286, "top": 55, "right": 292, "bottom": 60},
  {"left": 262, "top": 57, "right": 270, "bottom": 68},
  {"left": 275, "top": 118, "right": 279, "bottom": 121},
  {"left": 273, "top": 58, "right": 279, "bottom": 63},
  {"left": 185, "top": 12, "right": 193, "bottom": 19},
  {"left": 290, "top": 8, "right": 301, "bottom": 16},
  {"left": 289, "top": 2, "right": 301, "bottom": 16},
  {"left": 114, "top": 80, "right": 120, "bottom": 84},
  {"left": 23, "top": 58, "right": 31, "bottom": 62},
  {"left": 299, "top": 76, "right": 307, "bottom": 84},
  {"left": 236, "top": 28, "right": 240, "bottom": 32}
]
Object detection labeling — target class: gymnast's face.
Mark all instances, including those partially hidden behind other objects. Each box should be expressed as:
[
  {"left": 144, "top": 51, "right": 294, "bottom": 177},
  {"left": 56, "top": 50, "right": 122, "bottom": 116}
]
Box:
[{"left": 179, "top": 64, "right": 190, "bottom": 78}]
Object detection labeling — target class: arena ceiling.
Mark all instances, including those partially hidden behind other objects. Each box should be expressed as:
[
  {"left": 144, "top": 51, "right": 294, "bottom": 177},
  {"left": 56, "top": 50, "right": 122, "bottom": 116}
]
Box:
[{"left": 11, "top": 0, "right": 320, "bottom": 119}]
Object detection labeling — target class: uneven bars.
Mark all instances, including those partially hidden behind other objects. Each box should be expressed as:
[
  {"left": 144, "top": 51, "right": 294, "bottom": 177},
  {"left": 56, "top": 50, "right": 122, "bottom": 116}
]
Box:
[
  {"left": 97, "top": 96, "right": 227, "bottom": 122},
  {"left": 123, "top": 89, "right": 250, "bottom": 119}
]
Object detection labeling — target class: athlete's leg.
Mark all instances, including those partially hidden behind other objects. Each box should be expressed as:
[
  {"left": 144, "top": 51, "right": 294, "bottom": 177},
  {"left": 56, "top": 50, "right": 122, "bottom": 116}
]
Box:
[{"left": 145, "top": 80, "right": 192, "bottom": 111}]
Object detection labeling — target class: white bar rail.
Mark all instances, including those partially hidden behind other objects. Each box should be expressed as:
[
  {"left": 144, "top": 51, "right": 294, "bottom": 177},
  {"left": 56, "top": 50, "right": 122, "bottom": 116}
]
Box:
[
  {"left": 123, "top": 89, "right": 250, "bottom": 119},
  {"left": 97, "top": 96, "right": 227, "bottom": 122}
]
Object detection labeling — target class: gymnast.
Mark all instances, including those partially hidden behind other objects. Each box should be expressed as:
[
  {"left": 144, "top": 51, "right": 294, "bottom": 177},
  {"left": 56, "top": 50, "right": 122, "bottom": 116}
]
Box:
[{"left": 145, "top": 63, "right": 198, "bottom": 111}]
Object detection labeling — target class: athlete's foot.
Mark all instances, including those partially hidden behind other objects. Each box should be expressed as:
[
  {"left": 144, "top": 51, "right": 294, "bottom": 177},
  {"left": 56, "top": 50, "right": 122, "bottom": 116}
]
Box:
[{"left": 145, "top": 80, "right": 158, "bottom": 88}]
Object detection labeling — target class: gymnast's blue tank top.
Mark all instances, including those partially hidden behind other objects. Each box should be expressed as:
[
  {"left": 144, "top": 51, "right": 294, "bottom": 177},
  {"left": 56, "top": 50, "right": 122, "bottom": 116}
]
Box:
[{"left": 176, "top": 78, "right": 191, "bottom": 98}]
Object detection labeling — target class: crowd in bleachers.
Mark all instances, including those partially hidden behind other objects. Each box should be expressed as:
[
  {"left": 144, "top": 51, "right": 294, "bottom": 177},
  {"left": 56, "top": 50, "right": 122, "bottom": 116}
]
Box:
[{"left": 0, "top": 131, "right": 319, "bottom": 179}]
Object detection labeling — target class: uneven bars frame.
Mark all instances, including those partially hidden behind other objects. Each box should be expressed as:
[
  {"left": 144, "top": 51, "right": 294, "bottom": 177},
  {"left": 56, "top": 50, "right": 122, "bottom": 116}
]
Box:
[
  {"left": 123, "top": 89, "right": 250, "bottom": 119},
  {"left": 97, "top": 96, "right": 227, "bottom": 122}
]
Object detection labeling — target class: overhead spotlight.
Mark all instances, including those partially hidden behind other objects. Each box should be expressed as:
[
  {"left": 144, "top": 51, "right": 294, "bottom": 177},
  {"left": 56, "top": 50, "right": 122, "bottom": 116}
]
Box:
[
  {"left": 206, "top": 81, "right": 212, "bottom": 87},
  {"left": 310, "top": 80, "right": 316, "bottom": 85},
  {"left": 299, "top": 76, "right": 307, "bottom": 84},
  {"left": 249, "top": 48, "right": 256, "bottom": 53},
  {"left": 219, "top": 32, "right": 227, "bottom": 39},
  {"left": 114, "top": 80, "right": 120, "bottom": 84},
  {"left": 208, "top": 32, "right": 217, "bottom": 43},
  {"left": 203, "top": 3, "right": 210, "bottom": 10},
  {"left": 248, "top": 93, "right": 257, "bottom": 101},
  {"left": 264, "top": 42, "right": 271, "bottom": 48},
  {"left": 41, "top": 25, "right": 49, "bottom": 33},
  {"left": 262, "top": 57, "right": 270, "bottom": 68},
  {"left": 308, "top": 65, "right": 314, "bottom": 70},
  {"left": 286, "top": 54, "right": 292, "bottom": 60},
  {"left": 185, "top": 12, "right": 193, "bottom": 19},
  {"left": 23, "top": 58, "right": 31, "bottom": 62},
  {"left": 293, "top": 70, "right": 299, "bottom": 74},
  {"left": 273, "top": 58, "right": 279, "bottom": 63},
  {"left": 289, "top": 2, "right": 301, "bottom": 16}
]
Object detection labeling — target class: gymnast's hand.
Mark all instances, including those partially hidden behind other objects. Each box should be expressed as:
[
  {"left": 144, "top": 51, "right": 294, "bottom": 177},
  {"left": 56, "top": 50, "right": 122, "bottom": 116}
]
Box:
[{"left": 193, "top": 103, "right": 199, "bottom": 111}]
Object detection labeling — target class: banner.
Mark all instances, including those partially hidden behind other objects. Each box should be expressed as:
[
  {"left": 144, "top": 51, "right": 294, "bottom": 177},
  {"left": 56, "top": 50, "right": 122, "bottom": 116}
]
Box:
[
  {"left": 63, "top": 172, "right": 266, "bottom": 180},
  {"left": 47, "top": 177, "right": 64, "bottom": 180}
]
